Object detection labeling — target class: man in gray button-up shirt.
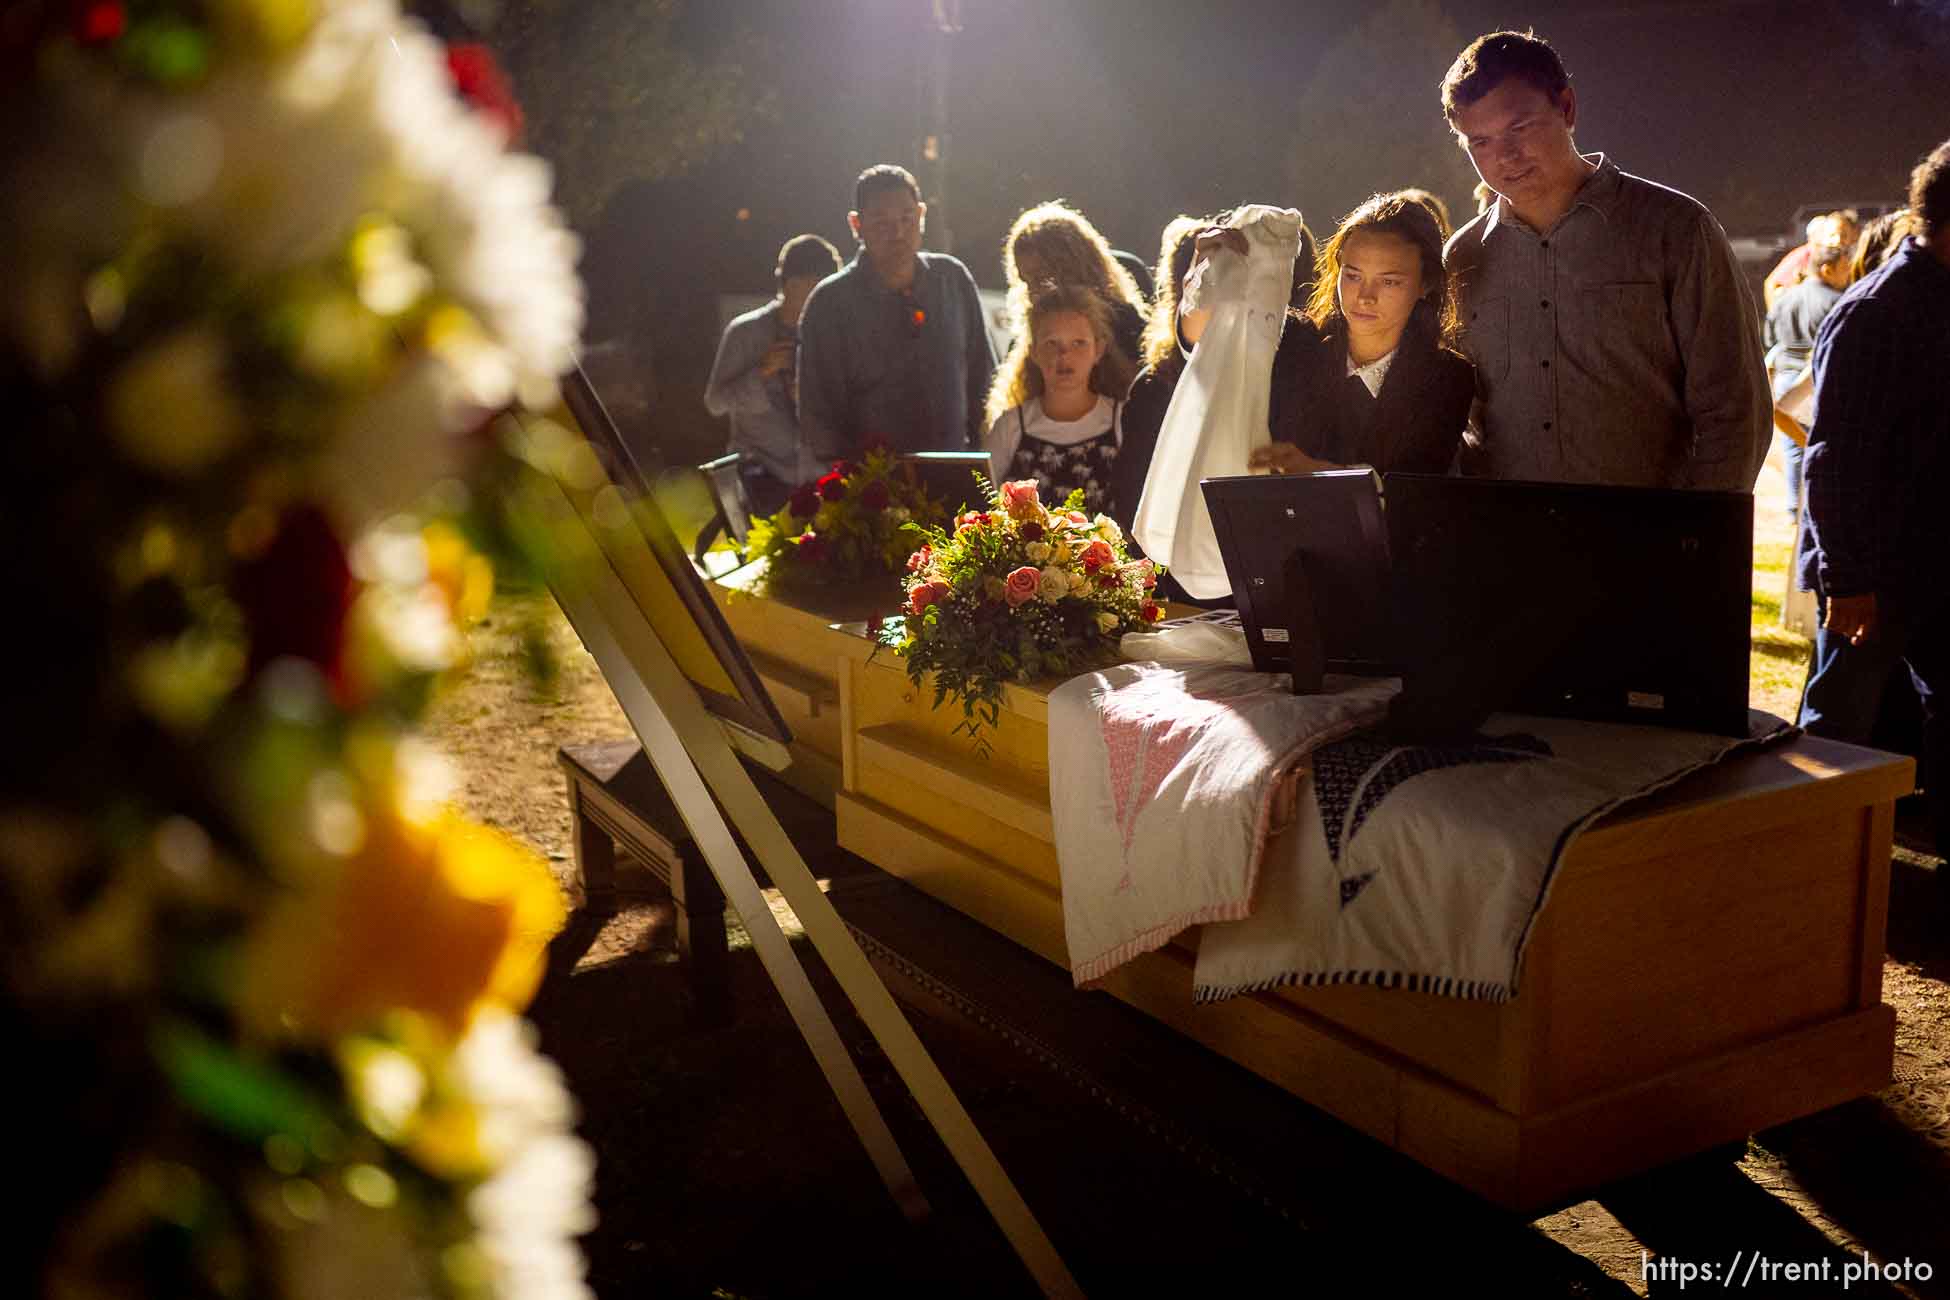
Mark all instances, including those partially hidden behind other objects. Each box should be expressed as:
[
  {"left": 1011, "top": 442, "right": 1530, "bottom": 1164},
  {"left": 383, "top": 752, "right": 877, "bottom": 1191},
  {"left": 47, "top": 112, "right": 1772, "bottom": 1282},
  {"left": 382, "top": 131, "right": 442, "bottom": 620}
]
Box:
[
  {"left": 1440, "top": 31, "right": 1770, "bottom": 491},
  {"left": 796, "top": 164, "right": 996, "bottom": 471}
]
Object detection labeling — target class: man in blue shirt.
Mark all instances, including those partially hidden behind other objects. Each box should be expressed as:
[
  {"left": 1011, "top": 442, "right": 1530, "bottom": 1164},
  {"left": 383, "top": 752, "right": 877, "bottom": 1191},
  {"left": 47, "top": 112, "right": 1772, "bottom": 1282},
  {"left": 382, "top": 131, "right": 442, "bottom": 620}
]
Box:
[
  {"left": 796, "top": 165, "right": 996, "bottom": 466},
  {"left": 704, "top": 234, "right": 841, "bottom": 513},
  {"left": 1799, "top": 139, "right": 1950, "bottom": 857}
]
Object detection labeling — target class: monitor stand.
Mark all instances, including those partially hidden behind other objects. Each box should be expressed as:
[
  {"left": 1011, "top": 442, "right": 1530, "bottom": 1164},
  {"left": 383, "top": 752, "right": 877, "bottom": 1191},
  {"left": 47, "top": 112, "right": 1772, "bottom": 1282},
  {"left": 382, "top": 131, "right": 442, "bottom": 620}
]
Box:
[{"left": 1282, "top": 546, "right": 1327, "bottom": 695}]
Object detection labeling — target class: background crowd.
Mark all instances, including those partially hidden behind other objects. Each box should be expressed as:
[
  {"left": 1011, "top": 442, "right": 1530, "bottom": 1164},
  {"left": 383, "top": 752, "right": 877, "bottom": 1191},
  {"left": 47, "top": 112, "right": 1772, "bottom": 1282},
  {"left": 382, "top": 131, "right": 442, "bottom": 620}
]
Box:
[{"left": 700, "top": 28, "right": 1950, "bottom": 857}]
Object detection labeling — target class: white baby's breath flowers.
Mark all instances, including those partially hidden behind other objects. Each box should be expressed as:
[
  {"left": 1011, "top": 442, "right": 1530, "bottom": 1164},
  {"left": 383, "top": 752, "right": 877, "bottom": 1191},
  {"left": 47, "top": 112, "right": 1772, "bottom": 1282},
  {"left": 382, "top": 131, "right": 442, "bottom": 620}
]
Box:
[
  {"left": 7, "top": 0, "right": 582, "bottom": 534},
  {"left": 362, "top": 15, "right": 581, "bottom": 407},
  {"left": 452, "top": 1010, "right": 598, "bottom": 1300}
]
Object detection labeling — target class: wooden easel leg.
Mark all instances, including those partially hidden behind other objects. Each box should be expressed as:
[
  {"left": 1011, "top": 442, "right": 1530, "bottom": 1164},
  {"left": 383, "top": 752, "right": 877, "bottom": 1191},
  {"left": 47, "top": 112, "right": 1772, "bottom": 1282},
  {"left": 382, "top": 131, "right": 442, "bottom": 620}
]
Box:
[
  {"left": 527, "top": 470, "right": 1083, "bottom": 1299},
  {"left": 538, "top": 508, "right": 929, "bottom": 1219}
]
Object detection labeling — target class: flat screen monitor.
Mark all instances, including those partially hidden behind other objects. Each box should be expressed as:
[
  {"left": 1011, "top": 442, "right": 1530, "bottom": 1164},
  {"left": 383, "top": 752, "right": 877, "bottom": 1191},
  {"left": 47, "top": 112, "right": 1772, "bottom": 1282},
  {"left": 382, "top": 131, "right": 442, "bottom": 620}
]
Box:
[
  {"left": 1200, "top": 469, "right": 1397, "bottom": 679},
  {"left": 1382, "top": 474, "right": 1752, "bottom": 738}
]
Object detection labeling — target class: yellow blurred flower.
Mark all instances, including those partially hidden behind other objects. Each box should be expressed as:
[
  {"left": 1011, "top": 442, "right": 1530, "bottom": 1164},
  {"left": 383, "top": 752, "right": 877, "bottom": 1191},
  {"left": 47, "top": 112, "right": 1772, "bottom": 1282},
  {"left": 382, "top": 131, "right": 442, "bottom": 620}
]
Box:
[
  {"left": 349, "top": 217, "right": 433, "bottom": 319},
  {"left": 211, "top": 0, "right": 317, "bottom": 54},
  {"left": 423, "top": 521, "right": 495, "bottom": 628},
  {"left": 108, "top": 327, "right": 250, "bottom": 475},
  {"left": 242, "top": 779, "right": 566, "bottom": 1042}
]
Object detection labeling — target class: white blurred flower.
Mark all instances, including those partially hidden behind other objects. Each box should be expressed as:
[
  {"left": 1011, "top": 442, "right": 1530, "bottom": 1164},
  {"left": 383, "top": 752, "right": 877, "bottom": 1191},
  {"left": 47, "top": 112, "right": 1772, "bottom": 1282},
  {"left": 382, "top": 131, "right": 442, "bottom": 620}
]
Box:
[
  {"left": 393, "top": 737, "right": 459, "bottom": 824},
  {"left": 317, "top": 356, "right": 467, "bottom": 535},
  {"left": 359, "top": 15, "right": 581, "bottom": 404},
  {"left": 349, "top": 521, "right": 432, "bottom": 587},
  {"left": 1024, "top": 541, "right": 1051, "bottom": 564},
  {"left": 1036, "top": 566, "right": 1068, "bottom": 604},
  {"left": 1091, "top": 513, "right": 1123, "bottom": 544},
  {"left": 352, "top": 582, "right": 460, "bottom": 676},
  {"left": 1096, "top": 610, "right": 1120, "bottom": 633},
  {"left": 9, "top": 0, "right": 581, "bottom": 491},
  {"left": 340, "top": 1039, "right": 428, "bottom": 1142},
  {"left": 453, "top": 1010, "right": 597, "bottom": 1300}
]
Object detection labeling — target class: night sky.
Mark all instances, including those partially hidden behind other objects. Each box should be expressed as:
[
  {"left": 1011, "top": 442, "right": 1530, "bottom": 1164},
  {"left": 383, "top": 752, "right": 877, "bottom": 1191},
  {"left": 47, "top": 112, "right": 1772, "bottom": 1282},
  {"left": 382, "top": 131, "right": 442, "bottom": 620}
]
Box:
[{"left": 587, "top": 0, "right": 1950, "bottom": 462}]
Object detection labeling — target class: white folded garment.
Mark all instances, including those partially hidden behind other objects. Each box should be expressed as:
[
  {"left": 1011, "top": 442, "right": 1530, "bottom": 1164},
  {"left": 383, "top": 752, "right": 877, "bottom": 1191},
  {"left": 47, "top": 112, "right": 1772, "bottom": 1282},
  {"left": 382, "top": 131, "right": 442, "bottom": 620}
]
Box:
[{"left": 1132, "top": 203, "right": 1302, "bottom": 599}]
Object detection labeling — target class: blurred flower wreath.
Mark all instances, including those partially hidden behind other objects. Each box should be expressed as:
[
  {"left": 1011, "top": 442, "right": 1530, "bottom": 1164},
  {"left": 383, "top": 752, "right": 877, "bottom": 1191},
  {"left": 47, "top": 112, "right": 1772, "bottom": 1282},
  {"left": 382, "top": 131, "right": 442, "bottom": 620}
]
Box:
[{"left": 0, "top": 2, "right": 595, "bottom": 1296}]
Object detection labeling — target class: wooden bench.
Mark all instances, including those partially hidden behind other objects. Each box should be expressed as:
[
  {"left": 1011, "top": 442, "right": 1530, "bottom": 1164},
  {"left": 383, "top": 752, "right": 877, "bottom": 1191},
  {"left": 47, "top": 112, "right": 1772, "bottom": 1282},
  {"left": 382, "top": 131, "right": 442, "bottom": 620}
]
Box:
[{"left": 558, "top": 739, "right": 731, "bottom": 1024}]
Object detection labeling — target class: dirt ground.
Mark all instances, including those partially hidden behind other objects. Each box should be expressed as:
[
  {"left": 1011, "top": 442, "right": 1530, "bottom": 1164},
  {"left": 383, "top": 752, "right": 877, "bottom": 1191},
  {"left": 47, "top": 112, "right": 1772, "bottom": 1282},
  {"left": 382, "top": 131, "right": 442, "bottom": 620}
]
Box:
[{"left": 423, "top": 452, "right": 1950, "bottom": 1296}]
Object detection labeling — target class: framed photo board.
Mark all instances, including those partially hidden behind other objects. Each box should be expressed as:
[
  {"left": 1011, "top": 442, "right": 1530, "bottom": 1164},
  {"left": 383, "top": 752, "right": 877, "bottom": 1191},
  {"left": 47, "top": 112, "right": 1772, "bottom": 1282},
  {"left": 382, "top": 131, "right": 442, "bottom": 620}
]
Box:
[{"left": 545, "top": 363, "right": 792, "bottom": 759}]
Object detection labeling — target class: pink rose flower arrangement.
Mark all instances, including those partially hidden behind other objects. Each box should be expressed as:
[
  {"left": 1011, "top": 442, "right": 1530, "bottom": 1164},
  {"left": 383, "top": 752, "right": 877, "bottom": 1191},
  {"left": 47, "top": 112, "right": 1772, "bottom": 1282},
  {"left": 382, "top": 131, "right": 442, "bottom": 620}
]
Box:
[
  {"left": 907, "top": 579, "right": 950, "bottom": 616},
  {"left": 999, "top": 478, "right": 1042, "bottom": 522},
  {"left": 1004, "top": 566, "right": 1041, "bottom": 606},
  {"left": 878, "top": 478, "right": 1166, "bottom": 750}
]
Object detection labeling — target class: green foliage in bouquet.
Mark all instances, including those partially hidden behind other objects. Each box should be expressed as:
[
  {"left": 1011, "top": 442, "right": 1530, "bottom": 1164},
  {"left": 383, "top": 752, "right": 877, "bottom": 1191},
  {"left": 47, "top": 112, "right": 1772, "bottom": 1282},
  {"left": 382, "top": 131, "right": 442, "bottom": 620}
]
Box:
[
  {"left": 879, "top": 478, "right": 1165, "bottom": 752},
  {"left": 741, "top": 448, "right": 948, "bottom": 594}
]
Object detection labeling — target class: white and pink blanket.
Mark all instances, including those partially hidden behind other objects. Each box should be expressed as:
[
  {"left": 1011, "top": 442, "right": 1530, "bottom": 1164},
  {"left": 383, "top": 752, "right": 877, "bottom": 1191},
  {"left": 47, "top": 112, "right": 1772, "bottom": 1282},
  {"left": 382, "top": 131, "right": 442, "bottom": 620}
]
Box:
[
  {"left": 1049, "top": 663, "right": 1396, "bottom": 984},
  {"left": 1047, "top": 663, "right": 1790, "bottom": 1001}
]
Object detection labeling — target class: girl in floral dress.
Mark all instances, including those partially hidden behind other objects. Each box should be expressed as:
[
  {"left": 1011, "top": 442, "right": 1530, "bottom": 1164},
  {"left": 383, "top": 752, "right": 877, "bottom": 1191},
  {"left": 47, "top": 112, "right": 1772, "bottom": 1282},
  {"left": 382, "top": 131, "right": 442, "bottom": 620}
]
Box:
[{"left": 982, "top": 284, "right": 1137, "bottom": 516}]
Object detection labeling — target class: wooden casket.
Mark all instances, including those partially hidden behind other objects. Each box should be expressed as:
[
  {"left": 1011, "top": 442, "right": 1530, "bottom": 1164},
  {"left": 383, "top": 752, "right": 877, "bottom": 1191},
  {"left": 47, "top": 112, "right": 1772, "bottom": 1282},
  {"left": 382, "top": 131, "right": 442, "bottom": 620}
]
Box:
[
  {"left": 830, "top": 648, "right": 1911, "bottom": 1212},
  {"left": 705, "top": 562, "right": 890, "bottom": 807}
]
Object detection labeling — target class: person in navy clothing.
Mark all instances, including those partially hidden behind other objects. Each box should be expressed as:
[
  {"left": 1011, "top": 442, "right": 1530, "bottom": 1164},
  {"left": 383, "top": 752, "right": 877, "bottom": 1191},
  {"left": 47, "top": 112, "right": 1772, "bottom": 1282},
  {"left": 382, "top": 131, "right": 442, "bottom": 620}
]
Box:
[{"left": 1798, "top": 139, "right": 1950, "bottom": 857}]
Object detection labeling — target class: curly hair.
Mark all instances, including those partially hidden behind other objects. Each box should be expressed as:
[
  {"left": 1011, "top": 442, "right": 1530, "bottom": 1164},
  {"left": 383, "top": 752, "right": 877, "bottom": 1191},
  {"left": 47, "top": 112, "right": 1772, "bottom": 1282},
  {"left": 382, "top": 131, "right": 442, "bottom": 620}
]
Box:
[
  {"left": 983, "top": 283, "right": 1137, "bottom": 429},
  {"left": 1908, "top": 138, "right": 1950, "bottom": 237},
  {"left": 1002, "top": 200, "right": 1146, "bottom": 334},
  {"left": 1304, "top": 191, "right": 1458, "bottom": 348}
]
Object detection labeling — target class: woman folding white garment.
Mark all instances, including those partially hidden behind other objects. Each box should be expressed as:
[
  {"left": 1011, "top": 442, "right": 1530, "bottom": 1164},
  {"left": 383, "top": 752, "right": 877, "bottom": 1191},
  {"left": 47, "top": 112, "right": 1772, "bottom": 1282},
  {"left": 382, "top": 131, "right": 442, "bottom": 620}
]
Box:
[{"left": 1131, "top": 204, "right": 1303, "bottom": 599}]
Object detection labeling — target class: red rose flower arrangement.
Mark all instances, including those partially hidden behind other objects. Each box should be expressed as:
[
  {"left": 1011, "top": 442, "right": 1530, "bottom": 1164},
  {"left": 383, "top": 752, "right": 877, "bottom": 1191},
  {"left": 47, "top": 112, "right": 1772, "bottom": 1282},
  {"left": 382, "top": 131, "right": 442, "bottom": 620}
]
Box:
[
  {"left": 742, "top": 448, "right": 949, "bottom": 594},
  {"left": 879, "top": 478, "right": 1162, "bottom": 749}
]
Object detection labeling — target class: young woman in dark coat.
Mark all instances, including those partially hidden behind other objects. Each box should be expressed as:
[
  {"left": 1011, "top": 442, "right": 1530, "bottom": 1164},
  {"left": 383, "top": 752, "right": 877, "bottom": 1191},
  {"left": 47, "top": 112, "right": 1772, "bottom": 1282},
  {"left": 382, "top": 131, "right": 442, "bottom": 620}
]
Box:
[{"left": 1251, "top": 190, "right": 1473, "bottom": 477}]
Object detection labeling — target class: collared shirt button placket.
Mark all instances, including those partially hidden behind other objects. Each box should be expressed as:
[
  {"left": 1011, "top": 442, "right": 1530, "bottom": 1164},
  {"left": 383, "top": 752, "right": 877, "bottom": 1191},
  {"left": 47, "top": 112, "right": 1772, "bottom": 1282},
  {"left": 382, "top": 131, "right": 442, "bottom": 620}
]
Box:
[{"left": 1543, "top": 238, "right": 1564, "bottom": 452}]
